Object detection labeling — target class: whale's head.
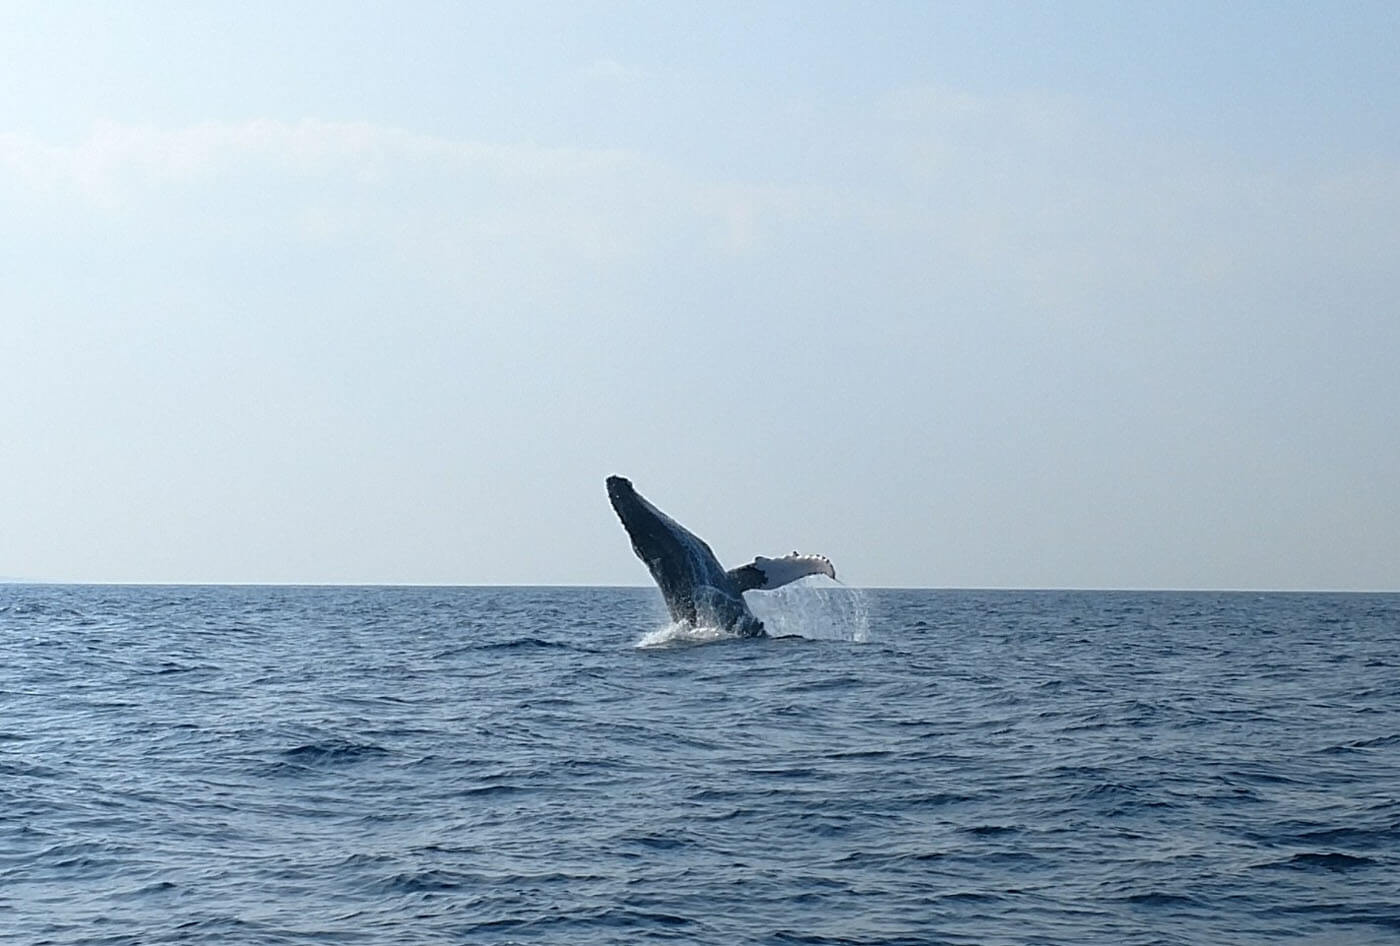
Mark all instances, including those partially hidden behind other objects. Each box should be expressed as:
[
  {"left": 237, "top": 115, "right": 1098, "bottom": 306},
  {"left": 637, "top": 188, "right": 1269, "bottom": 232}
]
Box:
[
  {"left": 605, "top": 475, "right": 639, "bottom": 534},
  {"left": 605, "top": 475, "right": 635, "bottom": 506},
  {"left": 606, "top": 476, "right": 673, "bottom": 564},
  {"left": 607, "top": 475, "right": 721, "bottom": 594},
  {"left": 606, "top": 475, "right": 763, "bottom": 634}
]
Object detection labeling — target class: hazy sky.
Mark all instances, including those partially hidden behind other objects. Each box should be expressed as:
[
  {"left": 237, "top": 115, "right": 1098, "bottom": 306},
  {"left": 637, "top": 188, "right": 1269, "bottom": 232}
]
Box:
[{"left": 3, "top": 2, "right": 1397, "bottom": 588}]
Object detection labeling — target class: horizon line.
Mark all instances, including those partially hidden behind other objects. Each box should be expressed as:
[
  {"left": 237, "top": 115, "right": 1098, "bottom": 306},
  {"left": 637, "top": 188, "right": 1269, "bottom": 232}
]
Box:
[{"left": 2, "top": 579, "right": 1396, "bottom": 594}]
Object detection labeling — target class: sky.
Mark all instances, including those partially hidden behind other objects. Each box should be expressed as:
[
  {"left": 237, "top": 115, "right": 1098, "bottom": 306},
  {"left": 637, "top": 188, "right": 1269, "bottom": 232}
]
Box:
[{"left": 2, "top": 2, "right": 1397, "bottom": 589}]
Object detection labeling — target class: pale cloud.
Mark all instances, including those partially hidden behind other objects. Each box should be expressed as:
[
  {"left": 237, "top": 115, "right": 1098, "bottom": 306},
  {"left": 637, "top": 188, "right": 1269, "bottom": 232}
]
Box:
[
  {"left": 0, "top": 120, "right": 684, "bottom": 265},
  {"left": 1, "top": 119, "right": 832, "bottom": 268},
  {"left": 878, "top": 85, "right": 986, "bottom": 122},
  {"left": 5, "top": 106, "right": 1396, "bottom": 301},
  {"left": 582, "top": 57, "right": 641, "bottom": 81},
  {"left": 689, "top": 183, "right": 812, "bottom": 255},
  {"left": 868, "top": 84, "right": 1400, "bottom": 307},
  {"left": 0, "top": 119, "right": 644, "bottom": 204}
]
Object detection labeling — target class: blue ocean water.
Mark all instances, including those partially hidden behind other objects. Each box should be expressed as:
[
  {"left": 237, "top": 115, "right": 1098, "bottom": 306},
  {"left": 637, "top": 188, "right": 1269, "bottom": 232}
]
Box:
[{"left": 2, "top": 584, "right": 1398, "bottom": 945}]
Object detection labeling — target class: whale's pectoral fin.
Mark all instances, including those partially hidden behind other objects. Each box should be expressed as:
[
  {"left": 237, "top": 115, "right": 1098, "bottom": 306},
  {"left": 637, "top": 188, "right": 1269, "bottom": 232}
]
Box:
[{"left": 726, "top": 553, "right": 836, "bottom": 592}]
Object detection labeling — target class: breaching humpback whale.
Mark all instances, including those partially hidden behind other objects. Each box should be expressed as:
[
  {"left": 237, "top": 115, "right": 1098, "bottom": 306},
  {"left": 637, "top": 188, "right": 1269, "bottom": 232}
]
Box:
[{"left": 606, "top": 475, "right": 836, "bottom": 637}]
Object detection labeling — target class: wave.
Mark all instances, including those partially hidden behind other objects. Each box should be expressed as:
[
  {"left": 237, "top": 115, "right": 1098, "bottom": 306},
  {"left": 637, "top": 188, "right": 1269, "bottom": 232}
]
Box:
[
  {"left": 279, "top": 737, "right": 388, "bottom": 765},
  {"left": 476, "top": 637, "right": 576, "bottom": 652},
  {"left": 1260, "top": 851, "right": 1378, "bottom": 872}
]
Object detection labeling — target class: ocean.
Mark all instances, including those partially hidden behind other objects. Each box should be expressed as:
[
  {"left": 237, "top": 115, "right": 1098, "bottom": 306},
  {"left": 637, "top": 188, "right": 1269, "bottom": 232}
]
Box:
[{"left": 2, "top": 583, "right": 1397, "bottom": 945}]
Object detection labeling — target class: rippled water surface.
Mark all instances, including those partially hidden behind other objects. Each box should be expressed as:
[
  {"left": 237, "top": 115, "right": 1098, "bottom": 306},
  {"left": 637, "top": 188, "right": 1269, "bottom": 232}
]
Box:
[{"left": 3, "top": 584, "right": 1398, "bottom": 945}]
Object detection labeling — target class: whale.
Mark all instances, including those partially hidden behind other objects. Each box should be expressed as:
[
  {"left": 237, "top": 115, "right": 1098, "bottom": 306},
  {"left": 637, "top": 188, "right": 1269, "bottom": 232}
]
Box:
[{"left": 606, "top": 475, "right": 836, "bottom": 637}]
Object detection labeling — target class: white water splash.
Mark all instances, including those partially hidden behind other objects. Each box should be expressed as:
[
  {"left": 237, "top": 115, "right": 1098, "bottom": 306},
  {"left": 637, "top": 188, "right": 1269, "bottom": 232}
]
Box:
[
  {"left": 635, "top": 622, "right": 738, "bottom": 648},
  {"left": 634, "top": 577, "right": 871, "bottom": 647},
  {"left": 745, "top": 576, "right": 872, "bottom": 642}
]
